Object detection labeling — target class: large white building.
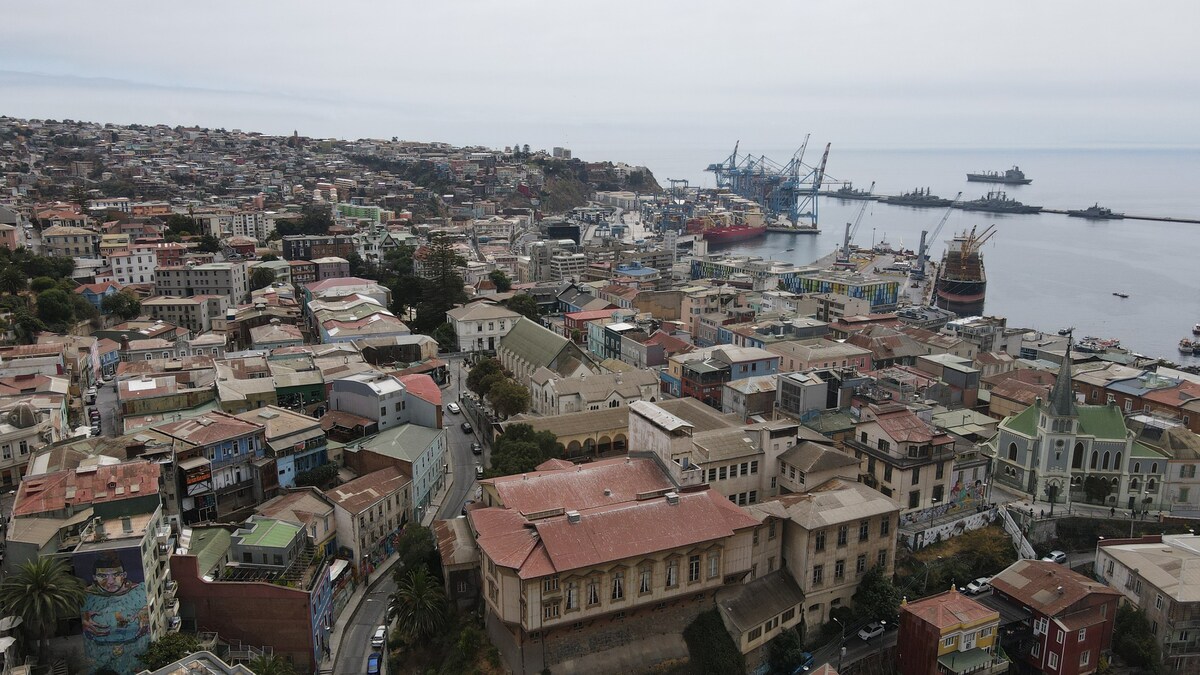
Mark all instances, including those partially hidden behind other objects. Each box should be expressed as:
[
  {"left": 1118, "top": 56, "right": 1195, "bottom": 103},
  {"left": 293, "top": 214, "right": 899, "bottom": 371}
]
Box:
[
  {"left": 108, "top": 247, "right": 159, "bottom": 286},
  {"left": 445, "top": 302, "right": 522, "bottom": 353},
  {"left": 155, "top": 262, "right": 249, "bottom": 305}
]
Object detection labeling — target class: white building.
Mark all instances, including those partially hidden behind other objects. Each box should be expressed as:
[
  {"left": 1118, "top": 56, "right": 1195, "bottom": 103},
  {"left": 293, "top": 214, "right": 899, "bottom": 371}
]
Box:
[
  {"left": 445, "top": 302, "right": 522, "bottom": 353},
  {"left": 154, "top": 262, "right": 249, "bottom": 305},
  {"left": 328, "top": 371, "right": 409, "bottom": 430},
  {"left": 108, "top": 247, "right": 159, "bottom": 286}
]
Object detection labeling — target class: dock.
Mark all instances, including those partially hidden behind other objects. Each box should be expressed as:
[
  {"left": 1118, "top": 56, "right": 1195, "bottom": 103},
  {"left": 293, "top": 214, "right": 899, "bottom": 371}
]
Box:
[
  {"left": 766, "top": 226, "right": 821, "bottom": 234},
  {"left": 856, "top": 196, "right": 1200, "bottom": 225}
]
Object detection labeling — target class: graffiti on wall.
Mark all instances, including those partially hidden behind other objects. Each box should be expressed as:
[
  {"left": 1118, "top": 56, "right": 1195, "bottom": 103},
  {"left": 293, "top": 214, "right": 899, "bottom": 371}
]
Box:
[{"left": 75, "top": 548, "right": 151, "bottom": 675}]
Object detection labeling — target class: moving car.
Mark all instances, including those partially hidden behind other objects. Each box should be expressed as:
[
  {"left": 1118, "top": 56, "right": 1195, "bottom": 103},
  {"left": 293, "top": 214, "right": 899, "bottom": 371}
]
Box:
[
  {"left": 371, "top": 624, "right": 387, "bottom": 649},
  {"left": 789, "top": 652, "right": 816, "bottom": 673},
  {"left": 446, "top": 402, "right": 461, "bottom": 414},
  {"left": 471, "top": 442, "right": 482, "bottom": 455},
  {"left": 1041, "top": 550, "right": 1068, "bottom": 564},
  {"left": 461, "top": 421, "right": 473, "bottom": 434},
  {"left": 858, "top": 622, "right": 885, "bottom": 641},
  {"left": 367, "top": 652, "right": 382, "bottom": 675},
  {"left": 965, "top": 577, "right": 992, "bottom": 595},
  {"left": 475, "top": 464, "right": 484, "bottom": 479}
]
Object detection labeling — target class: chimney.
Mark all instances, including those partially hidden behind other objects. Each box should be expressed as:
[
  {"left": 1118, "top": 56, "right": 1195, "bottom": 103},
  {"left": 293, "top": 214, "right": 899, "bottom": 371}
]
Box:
[
  {"left": 566, "top": 510, "right": 581, "bottom": 524},
  {"left": 120, "top": 334, "right": 130, "bottom": 351}
]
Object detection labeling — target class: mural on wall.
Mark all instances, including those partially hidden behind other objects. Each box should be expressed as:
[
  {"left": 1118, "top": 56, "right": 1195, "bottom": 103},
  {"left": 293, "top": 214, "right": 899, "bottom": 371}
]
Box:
[{"left": 75, "top": 548, "right": 151, "bottom": 675}]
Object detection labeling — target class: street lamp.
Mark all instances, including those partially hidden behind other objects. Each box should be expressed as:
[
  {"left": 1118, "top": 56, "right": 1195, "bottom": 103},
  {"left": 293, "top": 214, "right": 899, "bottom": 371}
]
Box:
[{"left": 833, "top": 617, "right": 846, "bottom": 672}]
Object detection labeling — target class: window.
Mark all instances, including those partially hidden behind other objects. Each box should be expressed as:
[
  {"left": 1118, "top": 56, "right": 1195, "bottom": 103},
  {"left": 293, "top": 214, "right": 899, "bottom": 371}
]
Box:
[
  {"left": 586, "top": 580, "right": 600, "bottom": 606},
  {"left": 1056, "top": 629, "right": 1064, "bottom": 644},
  {"left": 753, "top": 528, "right": 760, "bottom": 546},
  {"left": 1048, "top": 653, "right": 1059, "bottom": 670},
  {"left": 943, "top": 635, "right": 956, "bottom": 647},
  {"left": 859, "top": 520, "right": 870, "bottom": 541},
  {"left": 611, "top": 572, "right": 624, "bottom": 601},
  {"left": 688, "top": 555, "right": 701, "bottom": 583},
  {"left": 719, "top": 467, "right": 727, "bottom": 480},
  {"left": 708, "top": 552, "right": 720, "bottom": 579},
  {"left": 1031, "top": 642, "right": 1041, "bottom": 658},
  {"left": 1155, "top": 594, "right": 1163, "bottom": 610},
  {"left": 543, "top": 577, "right": 559, "bottom": 593},
  {"left": 543, "top": 603, "right": 560, "bottom": 620},
  {"left": 878, "top": 550, "right": 887, "bottom": 568},
  {"left": 1080, "top": 650, "right": 1090, "bottom": 667},
  {"left": 708, "top": 468, "right": 717, "bottom": 481},
  {"left": 837, "top": 525, "right": 848, "bottom": 546},
  {"left": 1034, "top": 617, "right": 1049, "bottom": 635},
  {"left": 769, "top": 521, "right": 777, "bottom": 539},
  {"left": 935, "top": 461, "right": 945, "bottom": 480},
  {"left": 815, "top": 530, "right": 826, "bottom": 551},
  {"left": 1079, "top": 627, "right": 1087, "bottom": 642},
  {"left": 912, "top": 467, "right": 921, "bottom": 484},
  {"left": 834, "top": 560, "right": 845, "bottom": 580},
  {"left": 748, "top": 626, "right": 762, "bottom": 641},
  {"left": 909, "top": 491, "right": 921, "bottom": 509},
  {"left": 640, "top": 567, "right": 652, "bottom": 594},
  {"left": 1152, "top": 620, "right": 1159, "bottom": 635},
  {"left": 877, "top": 439, "right": 890, "bottom": 452},
  {"left": 856, "top": 554, "right": 867, "bottom": 574},
  {"left": 750, "top": 460, "right": 758, "bottom": 474},
  {"left": 812, "top": 565, "right": 824, "bottom": 585},
  {"left": 667, "top": 560, "right": 679, "bottom": 587},
  {"left": 783, "top": 607, "right": 795, "bottom": 622},
  {"left": 565, "top": 582, "right": 578, "bottom": 609},
  {"left": 880, "top": 517, "right": 890, "bottom": 536}
]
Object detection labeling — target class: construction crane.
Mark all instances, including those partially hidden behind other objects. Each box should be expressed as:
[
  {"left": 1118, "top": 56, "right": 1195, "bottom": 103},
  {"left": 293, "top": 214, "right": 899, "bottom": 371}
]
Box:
[
  {"left": 838, "top": 182, "right": 875, "bottom": 264},
  {"left": 911, "top": 191, "right": 962, "bottom": 280}
]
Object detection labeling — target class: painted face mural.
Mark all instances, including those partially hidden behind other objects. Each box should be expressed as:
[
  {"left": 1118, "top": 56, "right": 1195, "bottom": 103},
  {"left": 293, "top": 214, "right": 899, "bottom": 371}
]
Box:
[{"left": 76, "top": 549, "right": 151, "bottom": 675}]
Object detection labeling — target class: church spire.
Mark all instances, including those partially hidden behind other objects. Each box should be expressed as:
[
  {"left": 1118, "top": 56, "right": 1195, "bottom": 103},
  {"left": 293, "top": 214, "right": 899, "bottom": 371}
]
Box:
[{"left": 1047, "top": 335, "right": 1078, "bottom": 417}]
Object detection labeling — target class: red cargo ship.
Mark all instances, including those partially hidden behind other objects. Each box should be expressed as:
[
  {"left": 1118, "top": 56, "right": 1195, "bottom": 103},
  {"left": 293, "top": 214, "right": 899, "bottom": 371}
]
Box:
[{"left": 703, "top": 223, "right": 768, "bottom": 244}]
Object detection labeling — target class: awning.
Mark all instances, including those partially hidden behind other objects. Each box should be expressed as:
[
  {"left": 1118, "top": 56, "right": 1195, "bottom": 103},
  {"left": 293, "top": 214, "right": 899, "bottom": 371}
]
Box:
[
  {"left": 178, "top": 456, "right": 211, "bottom": 470},
  {"left": 938, "top": 647, "right": 999, "bottom": 673}
]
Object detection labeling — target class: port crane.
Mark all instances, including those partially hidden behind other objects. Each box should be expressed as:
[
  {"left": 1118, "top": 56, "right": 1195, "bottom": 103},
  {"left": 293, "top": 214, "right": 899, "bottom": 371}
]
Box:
[
  {"left": 705, "top": 137, "right": 839, "bottom": 226},
  {"left": 837, "top": 183, "right": 875, "bottom": 265},
  {"left": 911, "top": 191, "right": 963, "bottom": 281}
]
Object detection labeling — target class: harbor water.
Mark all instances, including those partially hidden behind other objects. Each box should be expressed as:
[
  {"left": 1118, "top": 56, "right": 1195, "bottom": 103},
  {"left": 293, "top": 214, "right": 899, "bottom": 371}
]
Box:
[{"left": 629, "top": 146, "right": 1200, "bottom": 363}]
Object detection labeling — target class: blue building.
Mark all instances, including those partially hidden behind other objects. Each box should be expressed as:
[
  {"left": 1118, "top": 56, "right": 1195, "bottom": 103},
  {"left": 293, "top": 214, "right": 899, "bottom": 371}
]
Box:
[
  {"left": 234, "top": 406, "right": 328, "bottom": 489},
  {"left": 75, "top": 281, "right": 122, "bottom": 312}
]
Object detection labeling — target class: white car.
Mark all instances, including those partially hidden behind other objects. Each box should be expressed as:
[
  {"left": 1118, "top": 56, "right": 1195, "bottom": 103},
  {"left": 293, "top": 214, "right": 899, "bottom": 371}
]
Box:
[
  {"left": 446, "top": 402, "right": 461, "bottom": 414},
  {"left": 1042, "top": 550, "right": 1068, "bottom": 564},
  {"left": 371, "top": 624, "right": 387, "bottom": 649},
  {"left": 858, "top": 622, "right": 885, "bottom": 641},
  {"left": 965, "top": 577, "right": 992, "bottom": 595}
]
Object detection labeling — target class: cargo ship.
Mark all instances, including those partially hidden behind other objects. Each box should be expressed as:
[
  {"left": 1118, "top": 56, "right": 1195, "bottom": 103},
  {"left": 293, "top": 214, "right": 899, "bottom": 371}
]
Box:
[
  {"left": 703, "top": 222, "right": 768, "bottom": 244},
  {"left": 882, "top": 188, "right": 953, "bottom": 208},
  {"left": 1067, "top": 204, "right": 1125, "bottom": 220},
  {"left": 959, "top": 190, "right": 1042, "bottom": 214},
  {"left": 688, "top": 210, "right": 768, "bottom": 245},
  {"left": 821, "top": 182, "right": 877, "bottom": 201},
  {"left": 934, "top": 225, "right": 994, "bottom": 316},
  {"left": 966, "top": 166, "right": 1032, "bottom": 185}
]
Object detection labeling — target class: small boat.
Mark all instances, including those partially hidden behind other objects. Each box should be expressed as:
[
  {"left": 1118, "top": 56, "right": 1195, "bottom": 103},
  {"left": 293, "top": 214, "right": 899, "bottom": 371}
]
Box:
[
  {"left": 1193, "top": 323, "right": 1200, "bottom": 336},
  {"left": 1113, "top": 292, "right": 1129, "bottom": 298},
  {"left": 1057, "top": 329, "right": 1072, "bottom": 336},
  {"left": 1180, "top": 339, "right": 1194, "bottom": 354},
  {"left": 785, "top": 248, "right": 794, "bottom": 252}
]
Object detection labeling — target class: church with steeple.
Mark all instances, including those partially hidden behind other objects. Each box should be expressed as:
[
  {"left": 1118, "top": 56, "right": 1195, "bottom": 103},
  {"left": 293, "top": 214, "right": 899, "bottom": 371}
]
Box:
[{"left": 986, "top": 339, "right": 1168, "bottom": 510}]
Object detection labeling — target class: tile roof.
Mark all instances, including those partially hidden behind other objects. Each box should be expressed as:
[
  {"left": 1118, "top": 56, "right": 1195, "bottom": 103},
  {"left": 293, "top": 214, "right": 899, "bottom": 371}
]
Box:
[
  {"left": 902, "top": 589, "right": 998, "bottom": 631},
  {"left": 324, "top": 465, "right": 410, "bottom": 515},
  {"left": 990, "top": 559, "right": 1121, "bottom": 617},
  {"left": 397, "top": 374, "right": 441, "bottom": 406}
]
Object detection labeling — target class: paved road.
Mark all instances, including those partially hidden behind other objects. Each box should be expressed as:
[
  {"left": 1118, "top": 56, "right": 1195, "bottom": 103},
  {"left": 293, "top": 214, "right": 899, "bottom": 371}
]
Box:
[
  {"left": 437, "top": 356, "right": 479, "bottom": 521},
  {"left": 334, "top": 571, "right": 398, "bottom": 675},
  {"left": 94, "top": 377, "right": 119, "bottom": 436}
]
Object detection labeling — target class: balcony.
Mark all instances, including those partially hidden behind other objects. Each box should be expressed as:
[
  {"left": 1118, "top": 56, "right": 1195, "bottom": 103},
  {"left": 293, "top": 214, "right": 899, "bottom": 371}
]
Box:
[
  {"left": 168, "top": 616, "right": 181, "bottom": 632},
  {"left": 164, "top": 579, "right": 178, "bottom": 600}
]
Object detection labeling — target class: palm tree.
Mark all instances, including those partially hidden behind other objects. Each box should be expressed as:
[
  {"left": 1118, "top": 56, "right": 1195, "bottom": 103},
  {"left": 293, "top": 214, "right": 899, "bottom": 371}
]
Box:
[
  {"left": 0, "top": 557, "right": 86, "bottom": 658},
  {"left": 248, "top": 653, "right": 296, "bottom": 675},
  {"left": 389, "top": 567, "right": 447, "bottom": 642}
]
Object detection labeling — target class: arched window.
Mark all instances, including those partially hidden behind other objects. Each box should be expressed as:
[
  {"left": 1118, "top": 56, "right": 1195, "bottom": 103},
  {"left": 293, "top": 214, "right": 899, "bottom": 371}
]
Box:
[
  {"left": 1103, "top": 451, "right": 1110, "bottom": 470},
  {"left": 1008, "top": 443, "right": 1018, "bottom": 461},
  {"left": 1134, "top": 462, "right": 1141, "bottom": 474},
  {"left": 1152, "top": 463, "right": 1159, "bottom": 474},
  {"left": 1130, "top": 478, "right": 1139, "bottom": 491},
  {"left": 1149, "top": 478, "right": 1157, "bottom": 491},
  {"left": 1090, "top": 451, "right": 1099, "bottom": 470},
  {"left": 1114, "top": 452, "right": 1122, "bottom": 470},
  {"left": 1072, "top": 443, "right": 1084, "bottom": 469},
  {"left": 1112, "top": 477, "right": 1120, "bottom": 488}
]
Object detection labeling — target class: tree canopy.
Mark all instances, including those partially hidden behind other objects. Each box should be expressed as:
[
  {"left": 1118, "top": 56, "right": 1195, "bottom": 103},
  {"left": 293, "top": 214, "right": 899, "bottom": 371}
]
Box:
[
  {"left": 853, "top": 565, "right": 901, "bottom": 622},
  {"left": 274, "top": 205, "right": 334, "bottom": 237},
  {"left": 466, "top": 358, "right": 503, "bottom": 397},
  {"left": 487, "top": 379, "right": 530, "bottom": 419},
  {"left": 505, "top": 293, "right": 540, "bottom": 322},
  {"left": 137, "top": 632, "right": 202, "bottom": 670},
  {"left": 250, "top": 267, "right": 277, "bottom": 291},
  {"left": 101, "top": 290, "right": 142, "bottom": 320},
  {"left": 488, "top": 424, "right": 563, "bottom": 477},
  {"left": 487, "top": 269, "right": 512, "bottom": 292},
  {"left": 1113, "top": 603, "right": 1161, "bottom": 673}
]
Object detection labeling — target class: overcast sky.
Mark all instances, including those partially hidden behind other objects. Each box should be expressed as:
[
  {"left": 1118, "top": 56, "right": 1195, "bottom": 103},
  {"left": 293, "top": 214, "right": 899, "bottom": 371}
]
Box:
[{"left": 3, "top": 1, "right": 1198, "bottom": 166}]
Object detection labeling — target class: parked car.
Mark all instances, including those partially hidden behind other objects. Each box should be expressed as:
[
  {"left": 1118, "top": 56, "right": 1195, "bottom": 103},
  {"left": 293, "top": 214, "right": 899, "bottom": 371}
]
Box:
[
  {"left": 965, "top": 577, "right": 992, "bottom": 595},
  {"left": 84, "top": 387, "right": 97, "bottom": 404},
  {"left": 461, "top": 500, "right": 475, "bottom": 516},
  {"left": 471, "top": 442, "right": 482, "bottom": 455},
  {"left": 858, "top": 622, "right": 885, "bottom": 641},
  {"left": 461, "top": 421, "right": 473, "bottom": 434},
  {"left": 371, "top": 624, "right": 387, "bottom": 649},
  {"left": 90, "top": 426, "right": 102, "bottom": 437},
  {"left": 1042, "top": 550, "right": 1068, "bottom": 564},
  {"left": 789, "top": 652, "right": 816, "bottom": 673},
  {"left": 88, "top": 409, "right": 101, "bottom": 420},
  {"left": 367, "top": 652, "right": 382, "bottom": 675},
  {"left": 475, "top": 464, "right": 484, "bottom": 479},
  {"left": 446, "top": 402, "right": 461, "bottom": 414}
]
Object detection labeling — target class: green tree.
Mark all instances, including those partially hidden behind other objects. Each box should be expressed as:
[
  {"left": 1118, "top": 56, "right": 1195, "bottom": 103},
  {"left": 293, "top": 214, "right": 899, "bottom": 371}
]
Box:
[
  {"left": 466, "top": 358, "right": 503, "bottom": 397},
  {"left": 164, "top": 214, "right": 198, "bottom": 236},
  {"left": 392, "top": 525, "right": 441, "bottom": 582},
  {"left": 250, "top": 267, "right": 277, "bottom": 291},
  {"left": 30, "top": 277, "right": 57, "bottom": 293},
  {"left": 1113, "top": 603, "right": 1161, "bottom": 673},
  {"left": 259, "top": 253, "right": 279, "bottom": 262},
  {"left": 766, "top": 628, "right": 808, "bottom": 675},
  {"left": 101, "top": 290, "right": 142, "bottom": 320},
  {"left": 505, "top": 294, "right": 540, "bottom": 322},
  {"left": 0, "top": 558, "right": 86, "bottom": 659},
  {"left": 248, "top": 653, "right": 296, "bottom": 675},
  {"left": 412, "top": 233, "right": 467, "bottom": 333},
  {"left": 294, "top": 464, "right": 339, "bottom": 489},
  {"left": 488, "top": 424, "right": 563, "bottom": 476},
  {"left": 390, "top": 567, "right": 447, "bottom": 643},
  {"left": 487, "top": 379, "right": 530, "bottom": 419},
  {"left": 0, "top": 267, "right": 28, "bottom": 294},
  {"left": 431, "top": 322, "right": 456, "bottom": 353},
  {"left": 683, "top": 609, "right": 745, "bottom": 674},
  {"left": 35, "top": 288, "right": 75, "bottom": 329},
  {"left": 853, "top": 565, "right": 901, "bottom": 622},
  {"left": 487, "top": 269, "right": 512, "bottom": 292},
  {"left": 11, "top": 308, "right": 45, "bottom": 344},
  {"left": 196, "top": 234, "right": 220, "bottom": 253},
  {"left": 137, "top": 632, "right": 202, "bottom": 670}
]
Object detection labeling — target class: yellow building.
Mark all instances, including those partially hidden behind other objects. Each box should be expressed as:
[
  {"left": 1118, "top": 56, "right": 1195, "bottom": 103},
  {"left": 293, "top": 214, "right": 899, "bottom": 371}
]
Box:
[{"left": 898, "top": 588, "right": 1008, "bottom": 675}]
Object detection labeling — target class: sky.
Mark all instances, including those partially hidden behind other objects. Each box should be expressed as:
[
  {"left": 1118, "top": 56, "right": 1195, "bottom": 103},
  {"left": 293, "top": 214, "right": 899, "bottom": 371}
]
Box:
[{"left": 3, "top": 0, "right": 1199, "bottom": 170}]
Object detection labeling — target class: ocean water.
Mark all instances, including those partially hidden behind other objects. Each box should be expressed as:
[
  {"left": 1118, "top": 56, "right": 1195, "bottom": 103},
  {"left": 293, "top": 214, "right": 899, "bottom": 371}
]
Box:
[{"left": 631, "top": 147, "right": 1200, "bottom": 362}]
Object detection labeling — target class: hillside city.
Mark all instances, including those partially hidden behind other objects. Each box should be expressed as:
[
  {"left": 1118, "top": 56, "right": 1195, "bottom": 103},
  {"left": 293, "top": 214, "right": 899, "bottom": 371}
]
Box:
[{"left": 0, "top": 115, "right": 1197, "bottom": 675}]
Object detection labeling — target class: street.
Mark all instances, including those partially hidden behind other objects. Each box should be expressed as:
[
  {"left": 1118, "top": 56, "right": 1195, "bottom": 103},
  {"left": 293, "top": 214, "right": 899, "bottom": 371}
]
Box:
[
  {"left": 94, "top": 377, "right": 119, "bottom": 436},
  {"left": 333, "top": 570, "right": 398, "bottom": 675},
  {"left": 437, "top": 356, "right": 480, "bottom": 521}
]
